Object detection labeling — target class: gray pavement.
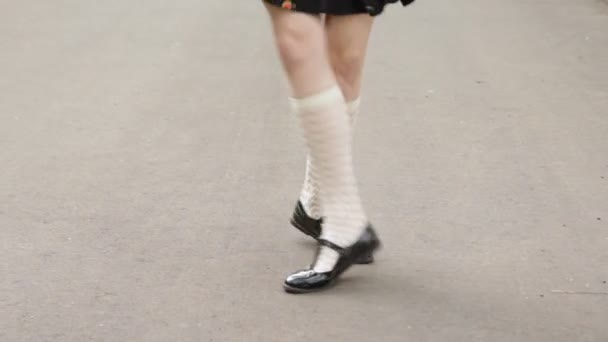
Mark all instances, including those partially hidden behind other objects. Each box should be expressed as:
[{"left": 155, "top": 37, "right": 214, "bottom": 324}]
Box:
[{"left": 1, "top": 0, "right": 608, "bottom": 341}]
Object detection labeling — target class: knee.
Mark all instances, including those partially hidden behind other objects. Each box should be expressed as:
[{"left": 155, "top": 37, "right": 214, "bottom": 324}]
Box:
[
  {"left": 274, "top": 22, "right": 322, "bottom": 69},
  {"left": 330, "top": 49, "right": 366, "bottom": 97}
]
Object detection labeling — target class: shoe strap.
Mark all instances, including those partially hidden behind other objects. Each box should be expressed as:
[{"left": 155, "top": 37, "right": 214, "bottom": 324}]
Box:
[{"left": 318, "top": 239, "right": 346, "bottom": 256}]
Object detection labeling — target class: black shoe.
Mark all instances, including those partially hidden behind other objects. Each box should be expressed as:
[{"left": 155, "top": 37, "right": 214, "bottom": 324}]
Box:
[
  {"left": 290, "top": 201, "right": 375, "bottom": 264},
  {"left": 290, "top": 201, "right": 322, "bottom": 239},
  {"left": 283, "top": 225, "right": 381, "bottom": 294}
]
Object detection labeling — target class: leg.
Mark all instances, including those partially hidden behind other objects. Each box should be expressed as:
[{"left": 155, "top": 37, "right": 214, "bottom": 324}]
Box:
[
  {"left": 264, "top": 3, "right": 333, "bottom": 98},
  {"left": 326, "top": 14, "right": 374, "bottom": 103},
  {"left": 295, "top": 14, "right": 374, "bottom": 223},
  {"left": 264, "top": 5, "right": 374, "bottom": 288},
  {"left": 265, "top": 5, "right": 328, "bottom": 223}
]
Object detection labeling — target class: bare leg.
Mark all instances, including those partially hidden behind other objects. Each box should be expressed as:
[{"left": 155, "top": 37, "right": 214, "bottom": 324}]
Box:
[
  {"left": 264, "top": 4, "right": 333, "bottom": 98},
  {"left": 326, "top": 14, "right": 374, "bottom": 102}
]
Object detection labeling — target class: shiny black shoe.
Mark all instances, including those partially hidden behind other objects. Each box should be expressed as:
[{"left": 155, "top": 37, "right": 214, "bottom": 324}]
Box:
[
  {"left": 283, "top": 225, "right": 381, "bottom": 294},
  {"left": 290, "top": 201, "right": 322, "bottom": 239},
  {"left": 290, "top": 201, "right": 375, "bottom": 264}
]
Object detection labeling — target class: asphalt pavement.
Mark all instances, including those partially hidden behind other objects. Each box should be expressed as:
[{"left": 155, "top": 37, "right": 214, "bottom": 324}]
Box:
[{"left": 1, "top": 0, "right": 607, "bottom": 341}]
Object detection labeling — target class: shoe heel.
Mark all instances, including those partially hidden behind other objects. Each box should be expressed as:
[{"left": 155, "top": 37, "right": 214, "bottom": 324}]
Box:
[
  {"left": 355, "top": 232, "right": 381, "bottom": 265},
  {"left": 356, "top": 252, "right": 374, "bottom": 264}
]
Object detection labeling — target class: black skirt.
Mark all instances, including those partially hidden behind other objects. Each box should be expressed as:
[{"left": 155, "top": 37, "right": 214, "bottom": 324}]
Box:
[{"left": 263, "top": 0, "right": 415, "bottom": 16}]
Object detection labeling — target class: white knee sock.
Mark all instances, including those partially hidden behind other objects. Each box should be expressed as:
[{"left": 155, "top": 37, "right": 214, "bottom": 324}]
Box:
[
  {"left": 346, "top": 98, "right": 361, "bottom": 127},
  {"left": 299, "top": 97, "right": 361, "bottom": 220},
  {"left": 290, "top": 86, "right": 367, "bottom": 272}
]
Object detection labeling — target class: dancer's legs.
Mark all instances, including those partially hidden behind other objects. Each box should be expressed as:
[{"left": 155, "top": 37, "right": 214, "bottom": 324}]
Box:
[{"left": 265, "top": 4, "right": 368, "bottom": 272}]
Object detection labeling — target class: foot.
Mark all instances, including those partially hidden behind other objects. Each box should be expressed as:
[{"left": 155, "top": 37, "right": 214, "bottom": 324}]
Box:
[
  {"left": 290, "top": 201, "right": 375, "bottom": 264},
  {"left": 283, "top": 225, "right": 381, "bottom": 294}
]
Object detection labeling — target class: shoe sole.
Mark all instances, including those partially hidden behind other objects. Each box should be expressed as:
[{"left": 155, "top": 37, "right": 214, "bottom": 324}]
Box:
[{"left": 283, "top": 281, "right": 338, "bottom": 294}]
